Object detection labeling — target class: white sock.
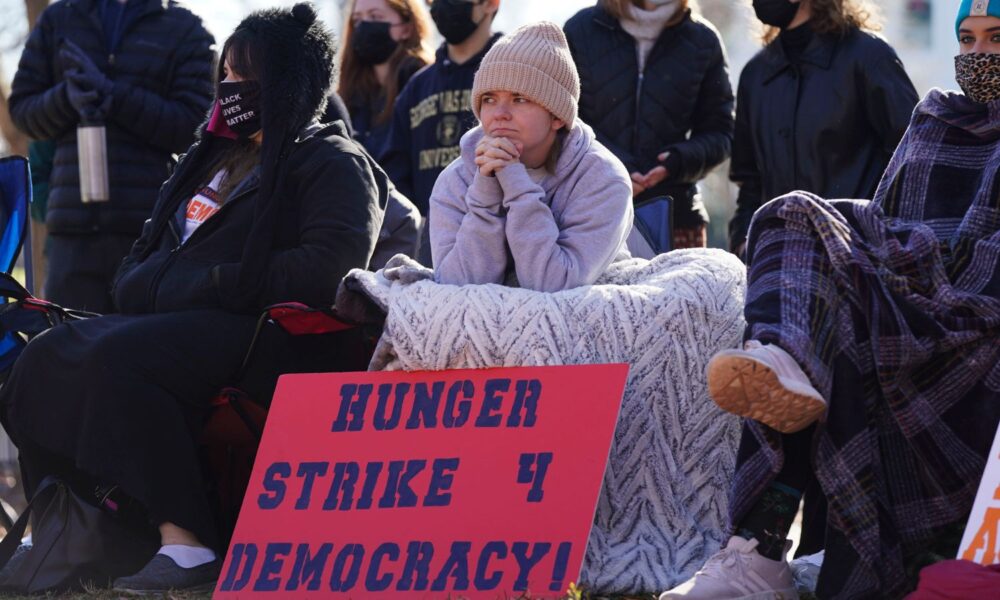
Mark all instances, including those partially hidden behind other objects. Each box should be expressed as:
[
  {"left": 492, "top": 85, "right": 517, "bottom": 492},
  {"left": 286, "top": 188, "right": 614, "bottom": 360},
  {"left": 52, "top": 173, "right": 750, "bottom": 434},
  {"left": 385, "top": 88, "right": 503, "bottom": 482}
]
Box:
[{"left": 158, "top": 545, "right": 217, "bottom": 568}]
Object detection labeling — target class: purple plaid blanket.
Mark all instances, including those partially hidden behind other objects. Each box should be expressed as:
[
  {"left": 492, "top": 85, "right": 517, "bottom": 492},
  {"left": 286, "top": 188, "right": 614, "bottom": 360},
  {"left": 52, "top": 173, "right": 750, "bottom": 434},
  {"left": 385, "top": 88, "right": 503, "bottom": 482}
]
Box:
[{"left": 733, "top": 89, "right": 1000, "bottom": 598}]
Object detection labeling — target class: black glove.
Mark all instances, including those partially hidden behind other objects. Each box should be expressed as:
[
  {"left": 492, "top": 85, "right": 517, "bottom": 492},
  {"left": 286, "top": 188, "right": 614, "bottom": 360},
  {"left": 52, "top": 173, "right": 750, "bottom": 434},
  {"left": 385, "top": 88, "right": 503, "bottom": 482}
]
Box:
[
  {"left": 59, "top": 40, "right": 113, "bottom": 96},
  {"left": 65, "top": 68, "right": 112, "bottom": 123}
]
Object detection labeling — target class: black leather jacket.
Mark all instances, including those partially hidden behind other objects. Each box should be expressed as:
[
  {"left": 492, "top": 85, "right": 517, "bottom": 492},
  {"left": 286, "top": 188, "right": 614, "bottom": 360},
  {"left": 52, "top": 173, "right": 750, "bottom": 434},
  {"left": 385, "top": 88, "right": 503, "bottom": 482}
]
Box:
[
  {"left": 565, "top": 7, "right": 734, "bottom": 228},
  {"left": 728, "top": 27, "right": 918, "bottom": 251}
]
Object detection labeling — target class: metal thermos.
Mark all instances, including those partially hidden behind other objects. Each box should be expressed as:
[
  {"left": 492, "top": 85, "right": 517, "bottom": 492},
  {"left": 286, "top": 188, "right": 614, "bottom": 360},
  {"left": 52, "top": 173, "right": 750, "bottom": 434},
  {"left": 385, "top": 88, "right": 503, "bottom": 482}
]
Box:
[{"left": 77, "top": 124, "right": 110, "bottom": 203}]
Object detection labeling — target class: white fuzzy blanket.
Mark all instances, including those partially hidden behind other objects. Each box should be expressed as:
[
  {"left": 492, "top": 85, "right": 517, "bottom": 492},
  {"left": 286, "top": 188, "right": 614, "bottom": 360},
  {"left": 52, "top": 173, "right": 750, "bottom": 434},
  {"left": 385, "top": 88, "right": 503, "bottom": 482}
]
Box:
[{"left": 339, "top": 250, "right": 747, "bottom": 594}]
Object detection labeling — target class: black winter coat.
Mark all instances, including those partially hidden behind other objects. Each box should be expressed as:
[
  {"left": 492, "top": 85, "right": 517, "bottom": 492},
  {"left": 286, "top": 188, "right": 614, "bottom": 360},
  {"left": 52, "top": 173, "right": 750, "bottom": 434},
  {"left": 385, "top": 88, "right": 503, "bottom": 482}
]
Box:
[
  {"left": 9, "top": 0, "right": 215, "bottom": 236},
  {"left": 564, "top": 7, "right": 734, "bottom": 228},
  {"left": 728, "top": 27, "right": 919, "bottom": 251},
  {"left": 112, "top": 122, "right": 388, "bottom": 315}
]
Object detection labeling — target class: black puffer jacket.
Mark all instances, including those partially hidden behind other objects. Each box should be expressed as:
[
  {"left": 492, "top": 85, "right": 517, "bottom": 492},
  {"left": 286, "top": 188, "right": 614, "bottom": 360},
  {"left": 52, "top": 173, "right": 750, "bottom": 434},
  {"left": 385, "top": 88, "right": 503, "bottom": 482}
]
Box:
[
  {"left": 9, "top": 0, "right": 215, "bottom": 235},
  {"left": 564, "top": 6, "right": 734, "bottom": 228},
  {"left": 112, "top": 121, "right": 388, "bottom": 314},
  {"left": 728, "top": 27, "right": 918, "bottom": 251}
]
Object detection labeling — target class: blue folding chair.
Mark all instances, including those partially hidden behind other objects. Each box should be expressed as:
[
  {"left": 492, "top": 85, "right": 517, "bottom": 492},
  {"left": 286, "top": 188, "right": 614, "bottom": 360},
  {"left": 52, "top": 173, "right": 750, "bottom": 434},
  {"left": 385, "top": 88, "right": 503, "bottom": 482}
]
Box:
[
  {"left": 0, "top": 157, "right": 32, "bottom": 381},
  {"left": 0, "top": 155, "right": 32, "bottom": 532}
]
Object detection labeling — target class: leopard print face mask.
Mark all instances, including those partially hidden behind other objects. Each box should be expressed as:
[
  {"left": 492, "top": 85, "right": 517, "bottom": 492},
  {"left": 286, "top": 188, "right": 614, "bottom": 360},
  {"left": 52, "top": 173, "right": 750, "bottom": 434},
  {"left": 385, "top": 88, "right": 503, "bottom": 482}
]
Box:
[{"left": 955, "top": 52, "right": 1000, "bottom": 104}]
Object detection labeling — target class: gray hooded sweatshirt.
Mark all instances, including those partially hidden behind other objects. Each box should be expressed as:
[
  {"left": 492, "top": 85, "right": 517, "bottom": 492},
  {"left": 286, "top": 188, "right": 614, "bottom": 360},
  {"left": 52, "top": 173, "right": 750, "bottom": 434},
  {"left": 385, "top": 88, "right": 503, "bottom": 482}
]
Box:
[{"left": 429, "top": 121, "right": 633, "bottom": 292}]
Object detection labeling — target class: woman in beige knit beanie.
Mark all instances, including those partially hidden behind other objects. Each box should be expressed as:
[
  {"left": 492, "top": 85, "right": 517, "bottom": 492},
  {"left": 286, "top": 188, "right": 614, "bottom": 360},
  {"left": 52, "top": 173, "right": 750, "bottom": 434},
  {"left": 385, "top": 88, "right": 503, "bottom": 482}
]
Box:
[{"left": 429, "top": 21, "right": 634, "bottom": 292}]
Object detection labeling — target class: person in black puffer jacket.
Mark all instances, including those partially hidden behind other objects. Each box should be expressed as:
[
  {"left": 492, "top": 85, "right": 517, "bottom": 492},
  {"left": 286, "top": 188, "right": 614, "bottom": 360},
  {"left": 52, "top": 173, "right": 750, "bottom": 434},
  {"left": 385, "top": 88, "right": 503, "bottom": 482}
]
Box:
[
  {"left": 9, "top": 0, "right": 215, "bottom": 313},
  {"left": 564, "top": 0, "right": 734, "bottom": 249},
  {"left": 0, "top": 4, "right": 387, "bottom": 593},
  {"left": 727, "top": 0, "right": 918, "bottom": 255}
]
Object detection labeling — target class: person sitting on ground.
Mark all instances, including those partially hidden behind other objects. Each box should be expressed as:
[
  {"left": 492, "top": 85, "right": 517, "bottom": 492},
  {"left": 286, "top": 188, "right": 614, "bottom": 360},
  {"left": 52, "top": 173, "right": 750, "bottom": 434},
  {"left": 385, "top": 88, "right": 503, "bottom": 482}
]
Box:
[
  {"left": 429, "top": 21, "right": 632, "bottom": 292},
  {"left": 0, "top": 4, "right": 387, "bottom": 594},
  {"left": 661, "top": 1, "right": 1000, "bottom": 598}
]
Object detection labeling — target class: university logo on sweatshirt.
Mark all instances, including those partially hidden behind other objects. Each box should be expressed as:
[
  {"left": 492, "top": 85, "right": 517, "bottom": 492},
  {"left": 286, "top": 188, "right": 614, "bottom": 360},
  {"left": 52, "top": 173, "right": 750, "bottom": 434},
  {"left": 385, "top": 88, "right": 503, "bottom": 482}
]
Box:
[{"left": 410, "top": 88, "right": 474, "bottom": 172}]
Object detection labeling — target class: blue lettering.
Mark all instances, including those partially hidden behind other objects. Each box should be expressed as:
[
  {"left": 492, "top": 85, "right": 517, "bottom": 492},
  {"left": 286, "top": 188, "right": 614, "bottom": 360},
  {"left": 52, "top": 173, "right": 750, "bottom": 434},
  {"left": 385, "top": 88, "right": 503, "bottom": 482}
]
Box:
[
  {"left": 475, "top": 379, "right": 510, "bottom": 427},
  {"left": 365, "top": 542, "right": 400, "bottom": 591},
  {"left": 356, "top": 461, "right": 384, "bottom": 510},
  {"left": 258, "top": 462, "right": 290, "bottom": 510},
  {"left": 331, "top": 383, "right": 372, "bottom": 432},
  {"left": 405, "top": 381, "right": 445, "bottom": 429},
  {"left": 474, "top": 541, "right": 507, "bottom": 590},
  {"left": 425, "top": 457, "right": 460, "bottom": 507},
  {"left": 286, "top": 543, "right": 333, "bottom": 591},
  {"left": 253, "top": 542, "right": 292, "bottom": 592},
  {"left": 295, "top": 462, "right": 329, "bottom": 510},
  {"left": 329, "top": 544, "right": 365, "bottom": 592},
  {"left": 516, "top": 453, "right": 554, "bottom": 502},
  {"left": 430, "top": 541, "right": 472, "bottom": 591},
  {"left": 322, "top": 462, "right": 360, "bottom": 510},
  {"left": 506, "top": 379, "right": 541, "bottom": 427},
  {"left": 443, "top": 380, "right": 473, "bottom": 427},
  {"left": 397, "top": 541, "right": 434, "bottom": 591},
  {"left": 549, "top": 542, "right": 572, "bottom": 591},
  {"left": 511, "top": 542, "right": 551, "bottom": 591},
  {"left": 220, "top": 543, "right": 258, "bottom": 591},
  {"left": 374, "top": 383, "right": 408, "bottom": 430},
  {"left": 378, "top": 460, "right": 425, "bottom": 508}
]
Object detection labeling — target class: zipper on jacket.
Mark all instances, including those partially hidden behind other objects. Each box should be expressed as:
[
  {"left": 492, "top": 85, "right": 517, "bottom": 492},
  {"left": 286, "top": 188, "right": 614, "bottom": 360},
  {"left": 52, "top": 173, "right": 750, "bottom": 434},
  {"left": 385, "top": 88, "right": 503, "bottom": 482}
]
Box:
[
  {"left": 633, "top": 72, "right": 644, "bottom": 160},
  {"left": 148, "top": 183, "right": 257, "bottom": 312}
]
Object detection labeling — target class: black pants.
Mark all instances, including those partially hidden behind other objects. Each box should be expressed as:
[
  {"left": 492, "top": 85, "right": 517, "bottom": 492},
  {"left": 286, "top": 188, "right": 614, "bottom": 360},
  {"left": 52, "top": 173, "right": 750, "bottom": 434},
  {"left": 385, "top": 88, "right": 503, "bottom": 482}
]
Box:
[
  {"left": 0, "top": 310, "right": 371, "bottom": 549},
  {"left": 45, "top": 233, "right": 137, "bottom": 313}
]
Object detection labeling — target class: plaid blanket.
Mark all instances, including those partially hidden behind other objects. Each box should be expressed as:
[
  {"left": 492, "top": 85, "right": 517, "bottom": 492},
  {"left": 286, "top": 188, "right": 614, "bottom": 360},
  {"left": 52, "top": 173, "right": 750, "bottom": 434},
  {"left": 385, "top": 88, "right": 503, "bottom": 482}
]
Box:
[{"left": 733, "top": 89, "right": 1000, "bottom": 599}]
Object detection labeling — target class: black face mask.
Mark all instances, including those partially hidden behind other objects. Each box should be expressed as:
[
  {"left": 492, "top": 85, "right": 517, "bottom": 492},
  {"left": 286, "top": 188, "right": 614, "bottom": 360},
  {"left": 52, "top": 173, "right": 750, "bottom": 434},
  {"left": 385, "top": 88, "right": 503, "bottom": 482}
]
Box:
[
  {"left": 352, "top": 20, "right": 399, "bottom": 65},
  {"left": 217, "top": 80, "right": 262, "bottom": 139},
  {"left": 752, "top": 0, "right": 800, "bottom": 29},
  {"left": 430, "top": 0, "right": 483, "bottom": 46}
]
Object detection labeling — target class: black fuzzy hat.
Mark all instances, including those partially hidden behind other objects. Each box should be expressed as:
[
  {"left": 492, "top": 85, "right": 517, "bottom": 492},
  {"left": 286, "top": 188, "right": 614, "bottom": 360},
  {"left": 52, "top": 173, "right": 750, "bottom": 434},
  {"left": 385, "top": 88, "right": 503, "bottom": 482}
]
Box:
[{"left": 223, "top": 2, "right": 336, "bottom": 140}]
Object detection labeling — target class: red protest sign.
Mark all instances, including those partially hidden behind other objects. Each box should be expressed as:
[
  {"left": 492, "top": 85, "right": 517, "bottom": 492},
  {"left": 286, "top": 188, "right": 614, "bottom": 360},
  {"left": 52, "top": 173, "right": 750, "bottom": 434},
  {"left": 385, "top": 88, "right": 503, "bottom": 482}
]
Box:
[{"left": 214, "top": 364, "right": 628, "bottom": 599}]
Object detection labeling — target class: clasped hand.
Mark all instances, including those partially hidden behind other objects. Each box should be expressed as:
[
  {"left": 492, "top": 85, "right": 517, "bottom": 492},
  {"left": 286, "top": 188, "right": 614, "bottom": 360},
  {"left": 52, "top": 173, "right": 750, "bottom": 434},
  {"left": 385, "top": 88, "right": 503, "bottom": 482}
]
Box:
[
  {"left": 59, "top": 40, "right": 113, "bottom": 121},
  {"left": 475, "top": 135, "right": 523, "bottom": 178},
  {"left": 630, "top": 151, "right": 672, "bottom": 197}
]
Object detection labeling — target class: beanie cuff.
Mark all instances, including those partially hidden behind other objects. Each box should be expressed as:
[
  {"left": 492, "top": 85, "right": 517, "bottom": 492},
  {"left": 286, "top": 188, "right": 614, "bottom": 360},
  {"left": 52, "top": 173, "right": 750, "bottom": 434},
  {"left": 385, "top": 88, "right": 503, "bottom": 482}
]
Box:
[{"left": 472, "top": 61, "right": 577, "bottom": 128}]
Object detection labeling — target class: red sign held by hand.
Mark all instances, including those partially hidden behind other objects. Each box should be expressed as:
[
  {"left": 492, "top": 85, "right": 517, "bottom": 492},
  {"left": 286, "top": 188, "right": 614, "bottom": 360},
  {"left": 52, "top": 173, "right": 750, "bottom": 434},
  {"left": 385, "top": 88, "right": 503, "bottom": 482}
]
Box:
[{"left": 215, "top": 364, "right": 628, "bottom": 599}]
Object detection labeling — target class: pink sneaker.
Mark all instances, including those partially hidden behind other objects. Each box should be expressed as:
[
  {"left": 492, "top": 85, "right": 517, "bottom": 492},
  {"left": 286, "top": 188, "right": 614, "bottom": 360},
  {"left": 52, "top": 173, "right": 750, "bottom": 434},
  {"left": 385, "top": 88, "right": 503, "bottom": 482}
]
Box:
[
  {"left": 659, "top": 536, "right": 798, "bottom": 600},
  {"left": 707, "top": 341, "right": 826, "bottom": 433}
]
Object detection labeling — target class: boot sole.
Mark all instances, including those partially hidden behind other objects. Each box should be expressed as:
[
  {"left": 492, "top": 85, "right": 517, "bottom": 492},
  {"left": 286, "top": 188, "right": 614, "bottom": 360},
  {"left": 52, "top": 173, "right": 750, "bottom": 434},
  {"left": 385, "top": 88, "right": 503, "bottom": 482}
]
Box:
[{"left": 708, "top": 353, "right": 825, "bottom": 433}]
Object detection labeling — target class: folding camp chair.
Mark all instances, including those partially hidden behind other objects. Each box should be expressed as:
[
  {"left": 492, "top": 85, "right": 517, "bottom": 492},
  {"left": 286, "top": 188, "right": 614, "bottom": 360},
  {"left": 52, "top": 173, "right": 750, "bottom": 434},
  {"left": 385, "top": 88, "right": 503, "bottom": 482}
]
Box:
[{"left": 0, "top": 156, "right": 34, "bottom": 533}]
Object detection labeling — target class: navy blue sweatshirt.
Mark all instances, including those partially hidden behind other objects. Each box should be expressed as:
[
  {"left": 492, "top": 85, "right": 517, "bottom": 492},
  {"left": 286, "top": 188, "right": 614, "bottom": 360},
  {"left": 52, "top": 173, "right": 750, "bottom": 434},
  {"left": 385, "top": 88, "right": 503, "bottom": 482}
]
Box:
[{"left": 378, "top": 34, "right": 502, "bottom": 215}]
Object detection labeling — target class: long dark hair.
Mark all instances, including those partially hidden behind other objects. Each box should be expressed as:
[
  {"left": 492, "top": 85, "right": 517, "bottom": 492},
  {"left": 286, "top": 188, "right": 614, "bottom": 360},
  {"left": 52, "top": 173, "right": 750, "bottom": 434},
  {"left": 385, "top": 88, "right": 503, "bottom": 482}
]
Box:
[
  {"left": 211, "top": 32, "right": 264, "bottom": 203},
  {"left": 338, "top": 0, "right": 433, "bottom": 125}
]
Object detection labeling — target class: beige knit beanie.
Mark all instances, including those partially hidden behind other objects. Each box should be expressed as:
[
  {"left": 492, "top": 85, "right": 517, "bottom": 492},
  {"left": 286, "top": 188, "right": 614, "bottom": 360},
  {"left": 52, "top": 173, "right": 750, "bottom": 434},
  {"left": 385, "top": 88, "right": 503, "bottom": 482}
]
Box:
[{"left": 471, "top": 21, "right": 580, "bottom": 128}]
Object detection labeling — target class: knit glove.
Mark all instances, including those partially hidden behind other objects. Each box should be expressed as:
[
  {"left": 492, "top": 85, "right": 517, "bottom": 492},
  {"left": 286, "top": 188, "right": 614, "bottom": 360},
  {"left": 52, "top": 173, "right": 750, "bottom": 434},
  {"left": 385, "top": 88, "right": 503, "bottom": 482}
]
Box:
[
  {"left": 59, "top": 40, "right": 113, "bottom": 97},
  {"left": 64, "top": 69, "right": 112, "bottom": 123}
]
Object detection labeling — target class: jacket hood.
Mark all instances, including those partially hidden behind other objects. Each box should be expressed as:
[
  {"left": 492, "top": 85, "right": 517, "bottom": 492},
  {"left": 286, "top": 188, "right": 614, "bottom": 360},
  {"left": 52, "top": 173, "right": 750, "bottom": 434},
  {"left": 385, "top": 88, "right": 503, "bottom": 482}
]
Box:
[{"left": 458, "top": 120, "right": 598, "bottom": 194}]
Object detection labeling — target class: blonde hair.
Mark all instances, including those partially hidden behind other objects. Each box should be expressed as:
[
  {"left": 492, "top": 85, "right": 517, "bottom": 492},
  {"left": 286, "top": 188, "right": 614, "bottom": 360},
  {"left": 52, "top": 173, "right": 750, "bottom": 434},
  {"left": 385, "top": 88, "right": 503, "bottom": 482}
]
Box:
[
  {"left": 761, "top": 0, "right": 882, "bottom": 44},
  {"left": 339, "top": 0, "right": 435, "bottom": 125},
  {"left": 599, "top": 0, "right": 694, "bottom": 27}
]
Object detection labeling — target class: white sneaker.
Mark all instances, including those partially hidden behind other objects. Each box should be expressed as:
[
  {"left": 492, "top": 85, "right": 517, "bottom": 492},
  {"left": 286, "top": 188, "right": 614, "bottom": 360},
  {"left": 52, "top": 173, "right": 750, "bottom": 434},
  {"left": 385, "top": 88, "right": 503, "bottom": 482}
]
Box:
[
  {"left": 707, "top": 341, "right": 826, "bottom": 433},
  {"left": 660, "top": 536, "right": 799, "bottom": 600}
]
